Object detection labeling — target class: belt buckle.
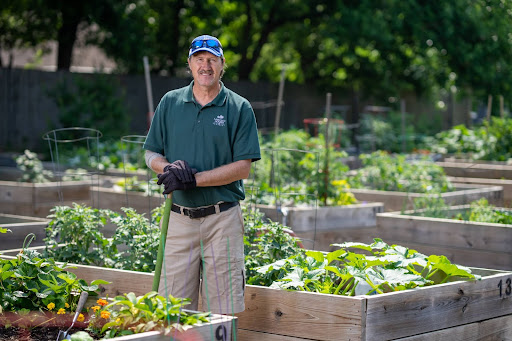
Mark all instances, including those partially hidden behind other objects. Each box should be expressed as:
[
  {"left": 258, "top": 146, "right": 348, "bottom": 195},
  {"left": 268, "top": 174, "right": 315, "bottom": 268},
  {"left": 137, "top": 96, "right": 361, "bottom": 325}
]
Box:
[{"left": 187, "top": 208, "right": 204, "bottom": 219}]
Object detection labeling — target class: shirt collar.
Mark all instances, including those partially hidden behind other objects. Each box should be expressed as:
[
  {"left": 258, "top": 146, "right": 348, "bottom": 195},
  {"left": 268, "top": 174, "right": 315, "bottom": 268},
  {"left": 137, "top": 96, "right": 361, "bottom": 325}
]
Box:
[{"left": 184, "top": 80, "right": 227, "bottom": 107}]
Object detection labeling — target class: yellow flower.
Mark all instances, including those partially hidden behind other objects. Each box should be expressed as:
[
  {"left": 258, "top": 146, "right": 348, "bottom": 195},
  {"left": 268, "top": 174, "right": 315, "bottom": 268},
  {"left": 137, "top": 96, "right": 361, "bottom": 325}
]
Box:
[
  {"left": 77, "top": 314, "right": 85, "bottom": 322},
  {"left": 47, "top": 302, "right": 55, "bottom": 311},
  {"left": 96, "top": 298, "right": 108, "bottom": 307},
  {"left": 65, "top": 303, "right": 70, "bottom": 308},
  {"left": 100, "top": 311, "right": 111, "bottom": 319},
  {"left": 57, "top": 308, "right": 66, "bottom": 315},
  {"left": 115, "top": 318, "right": 120, "bottom": 323},
  {"left": 91, "top": 306, "right": 101, "bottom": 312}
]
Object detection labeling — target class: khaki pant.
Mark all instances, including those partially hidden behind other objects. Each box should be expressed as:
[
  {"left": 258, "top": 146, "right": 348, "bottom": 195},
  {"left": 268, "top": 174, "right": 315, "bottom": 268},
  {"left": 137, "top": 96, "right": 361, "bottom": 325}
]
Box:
[{"left": 158, "top": 203, "right": 245, "bottom": 314}]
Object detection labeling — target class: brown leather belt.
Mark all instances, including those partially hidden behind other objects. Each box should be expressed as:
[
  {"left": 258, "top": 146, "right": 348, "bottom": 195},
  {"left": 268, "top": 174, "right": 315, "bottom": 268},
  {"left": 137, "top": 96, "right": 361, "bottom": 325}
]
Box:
[{"left": 171, "top": 201, "right": 239, "bottom": 219}]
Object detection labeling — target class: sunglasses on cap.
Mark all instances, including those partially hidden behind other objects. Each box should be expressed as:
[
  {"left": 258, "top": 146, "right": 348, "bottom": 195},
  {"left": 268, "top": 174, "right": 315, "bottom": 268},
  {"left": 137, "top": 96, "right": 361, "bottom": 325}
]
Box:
[{"left": 190, "top": 39, "right": 222, "bottom": 50}]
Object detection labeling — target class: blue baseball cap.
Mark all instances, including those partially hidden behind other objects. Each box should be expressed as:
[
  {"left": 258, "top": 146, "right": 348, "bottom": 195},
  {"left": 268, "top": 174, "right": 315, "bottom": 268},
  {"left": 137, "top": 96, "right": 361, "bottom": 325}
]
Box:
[{"left": 188, "top": 35, "right": 224, "bottom": 58}]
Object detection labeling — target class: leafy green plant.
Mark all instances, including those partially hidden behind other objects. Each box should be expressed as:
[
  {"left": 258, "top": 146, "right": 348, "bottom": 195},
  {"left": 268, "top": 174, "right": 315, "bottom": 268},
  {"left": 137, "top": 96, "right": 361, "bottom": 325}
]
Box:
[
  {"left": 44, "top": 204, "right": 160, "bottom": 272},
  {"left": 254, "top": 238, "right": 479, "bottom": 296},
  {"left": 14, "top": 149, "right": 53, "bottom": 183},
  {"left": 0, "top": 238, "right": 108, "bottom": 315},
  {"left": 243, "top": 205, "right": 303, "bottom": 284},
  {"left": 426, "top": 117, "right": 512, "bottom": 161},
  {"left": 348, "top": 151, "right": 453, "bottom": 193},
  {"left": 87, "top": 292, "right": 210, "bottom": 338}
]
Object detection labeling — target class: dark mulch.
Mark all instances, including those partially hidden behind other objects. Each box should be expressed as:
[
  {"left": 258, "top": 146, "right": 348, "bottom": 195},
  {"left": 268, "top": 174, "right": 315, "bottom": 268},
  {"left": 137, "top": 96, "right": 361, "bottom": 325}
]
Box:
[{"left": 0, "top": 326, "right": 94, "bottom": 341}]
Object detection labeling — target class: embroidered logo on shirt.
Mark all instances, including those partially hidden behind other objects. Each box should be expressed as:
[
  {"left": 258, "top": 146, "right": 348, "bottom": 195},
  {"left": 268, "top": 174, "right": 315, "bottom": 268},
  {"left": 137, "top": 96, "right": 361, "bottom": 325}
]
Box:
[{"left": 213, "top": 115, "right": 226, "bottom": 126}]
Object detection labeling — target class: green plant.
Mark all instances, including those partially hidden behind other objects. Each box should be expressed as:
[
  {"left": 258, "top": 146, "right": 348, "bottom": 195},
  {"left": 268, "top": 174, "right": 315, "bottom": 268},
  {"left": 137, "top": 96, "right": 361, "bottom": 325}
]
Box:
[
  {"left": 88, "top": 292, "right": 210, "bottom": 338},
  {"left": 348, "top": 151, "right": 453, "bottom": 193},
  {"left": 44, "top": 204, "right": 160, "bottom": 272},
  {"left": 0, "top": 237, "right": 108, "bottom": 315},
  {"left": 14, "top": 149, "right": 53, "bottom": 183},
  {"left": 243, "top": 205, "right": 303, "bottom": 284},
  {"left": 254, "top": 238, "right": 479, "bottom": 296}
]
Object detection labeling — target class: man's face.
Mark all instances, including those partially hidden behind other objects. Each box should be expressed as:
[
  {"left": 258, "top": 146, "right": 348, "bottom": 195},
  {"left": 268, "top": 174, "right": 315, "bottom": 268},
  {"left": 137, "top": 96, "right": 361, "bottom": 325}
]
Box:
[{"left": 188, "top": 51, "right": 224, "bottom": 88}]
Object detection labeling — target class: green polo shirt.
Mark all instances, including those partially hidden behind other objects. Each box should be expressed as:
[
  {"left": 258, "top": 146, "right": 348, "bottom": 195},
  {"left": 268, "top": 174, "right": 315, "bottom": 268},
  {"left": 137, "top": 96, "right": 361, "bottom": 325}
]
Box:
[{"left": 143, "top": 81, "right": 261, "bottom": 208}]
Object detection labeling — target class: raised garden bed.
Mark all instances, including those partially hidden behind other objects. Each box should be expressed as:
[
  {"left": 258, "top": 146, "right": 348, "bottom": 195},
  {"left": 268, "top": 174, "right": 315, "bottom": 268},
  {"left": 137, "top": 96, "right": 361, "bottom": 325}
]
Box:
[
  {"left": 256, "top": 202, "right": 384, "bottom": 250},
  {"left": 2, "top": 252, "right": 509, "bottom": 340},
  {"left": 449, "top": 176, "right": 512, "bottom": 207},
  {"left": 92, "top": 186, "right": 164, "bottom": 215},
  {"left": 0, "top": 213, "right": 49, "bottom": 249},
  {"left": 377, "top": 205, "right": 512, "bottom": 271},
  {"left": 0, "top": 180, "right": 92, "bottom": 217},
  {"left": 437, "top": 159, "right": 512, "bottom": 180},
  {"left": 0, "top": 254, "right": 237, "bottom": 340},
  {"left": 349, "top": 183, "right": 503, "bottom": 212}
]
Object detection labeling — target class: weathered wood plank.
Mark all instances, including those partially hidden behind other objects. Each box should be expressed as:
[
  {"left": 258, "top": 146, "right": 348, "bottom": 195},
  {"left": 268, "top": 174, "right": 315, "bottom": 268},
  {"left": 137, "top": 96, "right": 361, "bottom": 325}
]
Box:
[
  {"left": 238, "top": 285, "right": 366, "bottom": 341},
  {"left": 394, "top": 313, "right": 512, "bottom": 341},
  {"left": 365, "top": 273, "right": 512, "bottom": 340},
  {"left": 238, "top": 329, "right": 315, "bottom": 340},
  {"left": 377, "top": 212, "right": 512, "bottom": 253}
]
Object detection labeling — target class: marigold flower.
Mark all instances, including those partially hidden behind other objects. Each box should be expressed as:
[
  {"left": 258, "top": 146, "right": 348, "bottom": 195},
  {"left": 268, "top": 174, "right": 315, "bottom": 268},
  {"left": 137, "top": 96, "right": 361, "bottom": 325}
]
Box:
[
  {"left": 91, "top": 306, "right": 101, "bottom": 312},
  {"left": 77, "top": 313, "right": 85, "bottom": 322},
  {"left": 96, "top": 298, "right": 108, "bottom": 306},
  {"left": 65, "top": 303, "right": 70, "bottom": 308},
  {"left": 100, "top": 311, "right": 111, "bottom": 319},
  {"left": 47, "top": 302, "right": 55, "bottom": 311},
  {"left": 57, "top": 308, "right": 66, "bottom": 315}
]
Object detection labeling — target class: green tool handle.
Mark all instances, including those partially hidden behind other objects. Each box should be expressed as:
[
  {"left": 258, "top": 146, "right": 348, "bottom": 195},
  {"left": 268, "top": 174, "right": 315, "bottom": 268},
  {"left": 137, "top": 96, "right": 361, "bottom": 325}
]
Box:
[{"left": 153, "top": 194, "right": 172, "bottom": 292}]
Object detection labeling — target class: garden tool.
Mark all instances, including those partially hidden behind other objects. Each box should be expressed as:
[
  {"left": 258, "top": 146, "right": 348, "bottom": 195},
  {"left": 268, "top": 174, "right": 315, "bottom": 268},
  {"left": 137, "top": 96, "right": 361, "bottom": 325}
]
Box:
[
  {"left": 56, "top": 290, "right": 89, "bottom": 341},
  {"left": 152, "top": 193, "right": 173, "bottom": 292}
]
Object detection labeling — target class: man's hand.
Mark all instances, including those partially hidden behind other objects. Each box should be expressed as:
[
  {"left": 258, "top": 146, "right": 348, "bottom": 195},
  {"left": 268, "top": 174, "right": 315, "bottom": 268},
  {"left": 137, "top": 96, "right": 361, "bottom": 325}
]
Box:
[
  {"left": 157, "top": 160, "right": 197, "bottom": 194},
  {"left": 164, "top": 160, "right": 197, "bottom": 184}
]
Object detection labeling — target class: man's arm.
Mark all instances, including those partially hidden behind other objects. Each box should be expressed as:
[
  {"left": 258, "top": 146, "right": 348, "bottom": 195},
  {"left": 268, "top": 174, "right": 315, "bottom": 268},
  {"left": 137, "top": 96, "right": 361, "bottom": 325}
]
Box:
[
  {"left": 146, "top": 150, "right": 251, "bottom": 187},
  {"left": 195, "top": 159, "right": 252, "bottom": 187}
]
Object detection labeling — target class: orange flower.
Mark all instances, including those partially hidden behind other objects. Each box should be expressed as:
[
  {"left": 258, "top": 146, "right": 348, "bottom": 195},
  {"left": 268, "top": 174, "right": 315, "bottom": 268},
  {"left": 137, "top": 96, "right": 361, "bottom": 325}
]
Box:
[
  {"left": 47, "top": 303, "right": 55, "bottom": 311},
  {"left": 100, "top": 311, "right": 111, "bottom": 319},
  {"left": 91, "top": 306, "right": 101, "bottom": 312},
  {"left": 96, "top": 298, "right": 108, "bottom": 307},
  {"left": 77, "top": 313, "right": 85, "bottom": 322},
  {"left": 57, "top": 308, "right": 66, "bottom": 315}
]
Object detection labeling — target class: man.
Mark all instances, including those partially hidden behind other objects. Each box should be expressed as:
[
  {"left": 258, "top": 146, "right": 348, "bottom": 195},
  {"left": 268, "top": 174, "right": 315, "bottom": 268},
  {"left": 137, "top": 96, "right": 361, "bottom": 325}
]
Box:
[{"left": 143, "top": 34, "right": 260, "bottom": 314}]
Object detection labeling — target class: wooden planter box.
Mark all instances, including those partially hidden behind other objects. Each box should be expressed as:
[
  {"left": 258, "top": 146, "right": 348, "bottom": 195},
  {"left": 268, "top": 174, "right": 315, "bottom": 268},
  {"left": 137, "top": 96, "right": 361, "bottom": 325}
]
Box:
[
  {"left": 0, "top": 180, "right": 92, "bottom": 217},
  {"left": 256, "top": 202, "right": 384, "bottom": 251},
  {"left": 0, "top": 255, "right": 237, "bottom": 341},
  {"left": 0, "top": 213, "right": 49, "bottom": 249},
  {"left": 449, "top": 176, "right": 512, "bottom": 207},
  {"left": 2, "top": 251, "right": 510, "bottom": 340},
  {"left": 377, "top": 206, "right": 512, "bottom": 271},
  {"left": 349, "top": 184, "right": 503, "bottom": 212},
  {"left": 437, "top": 159, "right": 512, "bottom": 180},
  {"left": 92, "top": 187, "right": 164, "bottom": 216}
]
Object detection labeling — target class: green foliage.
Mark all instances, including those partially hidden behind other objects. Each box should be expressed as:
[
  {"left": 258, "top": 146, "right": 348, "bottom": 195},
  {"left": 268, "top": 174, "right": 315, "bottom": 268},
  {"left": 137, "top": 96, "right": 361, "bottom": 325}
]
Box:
[
  {"left": 88, "top": 292, "right": 210, "bottom": 338},
  {"left": 348, "top": 151, "right": 453, "bottom": 193},
  {"left": 15, "top": 149, "right": 53, "bottom": 183},
  {"left": 252, "top": 129, "right": 351, "bottom": 206},
  {"left": 44, "top": 204, "right": 159, "bottom": 272},
  {"left": 254, "top": 238, "right": 479, "bottom": 296},
  {"left": 412, "top": 197, "right": 512, "bottom": 225},
  {"left": 243, "top": 205, "right": 302, "bottom": 285},
  {"left": 357, "top": 112, "right": 432, "bottom": 153},
  {"left": 0, "top": 244, "right": 107, "bottom": 314},
  {"left": 47, "top": 74, "right": 130, "bottom": 139},
  {"left": 426, "top": 118, "right": 512, "bottom": 161}
]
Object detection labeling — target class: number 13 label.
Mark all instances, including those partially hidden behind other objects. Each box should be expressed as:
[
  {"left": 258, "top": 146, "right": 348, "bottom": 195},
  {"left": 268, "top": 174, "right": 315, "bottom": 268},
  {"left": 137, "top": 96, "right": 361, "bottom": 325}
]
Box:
[{"left": 498, "top": 278, "right": 512, "bottom": 298}]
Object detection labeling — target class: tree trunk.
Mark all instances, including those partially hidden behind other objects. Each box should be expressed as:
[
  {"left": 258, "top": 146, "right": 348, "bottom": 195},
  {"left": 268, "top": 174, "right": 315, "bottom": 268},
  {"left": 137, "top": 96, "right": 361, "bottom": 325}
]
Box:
[{"left": 56, "top": 11, "right": 82, "bottom": 70}]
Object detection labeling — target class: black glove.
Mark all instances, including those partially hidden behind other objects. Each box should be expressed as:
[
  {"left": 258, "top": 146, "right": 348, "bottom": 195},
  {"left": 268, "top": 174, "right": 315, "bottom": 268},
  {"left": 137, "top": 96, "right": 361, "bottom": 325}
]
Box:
[
  {"left": 157, "top": 171, "right": 184, "bottom": 194},
  {"left": 163, "top": 160, "right": 197, "bottom": 184},
  {"left": 157, "top": 160, "right": 197, "bottom": 194}
]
